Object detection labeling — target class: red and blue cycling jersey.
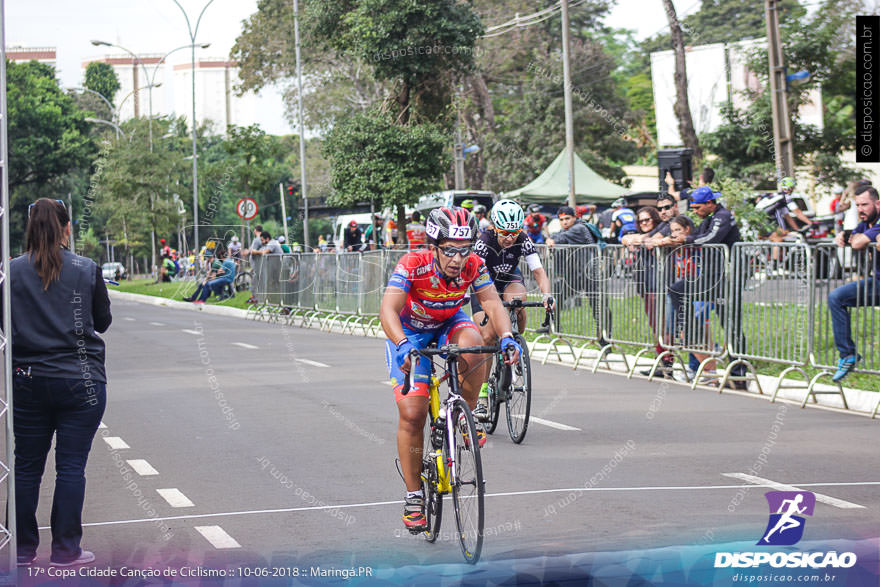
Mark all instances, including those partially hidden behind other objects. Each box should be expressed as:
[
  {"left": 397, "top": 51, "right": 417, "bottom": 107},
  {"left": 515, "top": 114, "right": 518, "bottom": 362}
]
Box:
[{"left": 387, "top": 249, "right": 493, "bottom": 330}]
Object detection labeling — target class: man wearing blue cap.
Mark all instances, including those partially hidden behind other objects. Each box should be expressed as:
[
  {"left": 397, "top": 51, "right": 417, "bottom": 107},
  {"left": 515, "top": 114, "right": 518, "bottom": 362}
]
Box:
[{"left": 666, "top": 186, "right": 748, "bottom": 388}]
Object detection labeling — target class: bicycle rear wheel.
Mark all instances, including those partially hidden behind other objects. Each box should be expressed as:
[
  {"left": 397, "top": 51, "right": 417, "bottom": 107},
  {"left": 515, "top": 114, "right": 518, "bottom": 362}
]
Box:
[
  {"left": 450, "top": 400, "right": 484, "bottom": 564},
  {"left": 421, "top": 458, "right": 442, "bottom": 543},
  {"left": 506, "top": 335, "right": 532, "bottom": 444}
]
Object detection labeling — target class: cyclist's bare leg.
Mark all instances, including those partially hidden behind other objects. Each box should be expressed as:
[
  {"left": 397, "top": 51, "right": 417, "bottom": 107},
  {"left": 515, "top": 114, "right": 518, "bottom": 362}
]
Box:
[
  {"left": 474, "top": 310, "right": 496, "bottom": 345},
  {"left": 503, "top": 282, "right": 528, "bottom": 333},
  {"left": 449, "top": 327, "right": 490, "bottom": 409},
  {"left": 397, "top": 396, "right": 429, "bottom": 492}
]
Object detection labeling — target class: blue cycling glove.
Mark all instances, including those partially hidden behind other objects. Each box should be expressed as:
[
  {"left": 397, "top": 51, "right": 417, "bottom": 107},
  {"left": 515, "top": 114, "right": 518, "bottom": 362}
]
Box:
[
  {"left": 395, "top": 338, "right": 416, "bottom": 369},
  {"left": 499, "top": 335, "right": 522, "bottom": 358}
]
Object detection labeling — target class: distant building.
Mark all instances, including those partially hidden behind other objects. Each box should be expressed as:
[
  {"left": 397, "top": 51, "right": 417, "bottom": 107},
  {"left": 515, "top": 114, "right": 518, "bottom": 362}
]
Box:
[
  {"left": 173, "top": 58, "right": 258, "bottom": 133},
  {"left": 7, "top": 46, "right": 56, "bottom": 68},
  {"left": 81, "top": 54, "right": 167, "bottom": 122}
]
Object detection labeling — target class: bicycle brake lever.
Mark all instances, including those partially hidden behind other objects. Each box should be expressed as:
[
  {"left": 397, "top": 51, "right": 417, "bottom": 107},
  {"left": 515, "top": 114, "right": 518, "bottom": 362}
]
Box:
[{"left": 400, "top": 350, "right": 419, "bottom": 396}]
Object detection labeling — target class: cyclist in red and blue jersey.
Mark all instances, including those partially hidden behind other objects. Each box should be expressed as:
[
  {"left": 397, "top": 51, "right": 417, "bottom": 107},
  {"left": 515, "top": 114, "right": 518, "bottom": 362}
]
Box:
[{"left": 380, "top": 207, "right": 521, "bottom": 531}]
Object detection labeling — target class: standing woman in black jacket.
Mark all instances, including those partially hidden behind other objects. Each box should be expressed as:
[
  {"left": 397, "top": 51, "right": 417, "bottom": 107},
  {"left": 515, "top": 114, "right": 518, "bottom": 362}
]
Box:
[{"left": 10, "top": 198, "right": 111, "bottom": 567}]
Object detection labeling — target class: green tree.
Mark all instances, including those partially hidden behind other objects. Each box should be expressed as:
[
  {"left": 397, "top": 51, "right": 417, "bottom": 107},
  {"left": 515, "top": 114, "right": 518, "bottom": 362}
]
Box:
[
  {"left": 6, "top": 60, "right": 94, "bottom": 190},
  {"left": 84, "top": 61, "right": 121, "bottom": 104},
  {"left": 323, "top": 111, "right": 449, "bottom": 242}
]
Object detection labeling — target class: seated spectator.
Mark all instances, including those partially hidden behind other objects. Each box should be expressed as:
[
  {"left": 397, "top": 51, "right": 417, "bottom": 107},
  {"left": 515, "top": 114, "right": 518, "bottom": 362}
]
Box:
[
  {"left": 828, "top": 185, "right": 880, "bottom": 381},
  {"left": 158, "top": 253, "right": 176, "bottom": 282},
  {"left": 184, "top": 246, "right": 236, "bottom": 303}
]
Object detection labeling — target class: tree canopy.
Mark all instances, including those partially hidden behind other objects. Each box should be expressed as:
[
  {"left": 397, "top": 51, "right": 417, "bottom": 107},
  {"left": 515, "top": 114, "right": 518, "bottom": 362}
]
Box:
[{"left": 84, "top": 61, "right": 121, "bottom": 104}]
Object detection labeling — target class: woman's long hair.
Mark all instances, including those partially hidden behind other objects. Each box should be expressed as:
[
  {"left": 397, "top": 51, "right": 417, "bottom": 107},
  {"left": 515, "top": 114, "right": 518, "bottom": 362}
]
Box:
[{"left": 25, "top": 198, "right": 70, "bottom": 290}]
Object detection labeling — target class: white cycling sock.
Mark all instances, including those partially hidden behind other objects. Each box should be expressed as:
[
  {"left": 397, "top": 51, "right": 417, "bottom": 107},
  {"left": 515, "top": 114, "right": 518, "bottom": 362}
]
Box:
[{"left": 406, "top": 490, "right": 424, "bottom": 500}]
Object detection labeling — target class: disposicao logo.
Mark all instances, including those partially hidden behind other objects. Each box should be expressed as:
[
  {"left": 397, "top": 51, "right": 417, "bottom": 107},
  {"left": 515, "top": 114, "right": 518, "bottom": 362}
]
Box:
[
  {"left": 714, "top": 490, "right": 858, "bottom": 569},
  {"left": 759, "top": 490, "right": 815, "bottom": 546}
]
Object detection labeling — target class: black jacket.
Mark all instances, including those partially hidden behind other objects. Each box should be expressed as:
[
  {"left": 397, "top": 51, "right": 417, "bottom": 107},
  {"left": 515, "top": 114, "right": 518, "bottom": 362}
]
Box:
[
  {"left": 11, "top": 249, "right": 111, "bottom": 382},
  {"left": 686, "top": 204, "right": 741, "bottom": 248}
]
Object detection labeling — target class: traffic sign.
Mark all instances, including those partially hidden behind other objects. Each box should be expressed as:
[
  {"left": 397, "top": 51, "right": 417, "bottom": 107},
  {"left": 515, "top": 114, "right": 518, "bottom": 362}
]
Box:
[{"left": 236, "top": 198, "right": 258, "bottom": 220}]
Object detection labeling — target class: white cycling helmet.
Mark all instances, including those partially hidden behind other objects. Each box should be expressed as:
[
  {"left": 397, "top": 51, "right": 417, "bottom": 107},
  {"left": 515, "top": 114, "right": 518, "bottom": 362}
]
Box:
[
  {"left": 611, "top": 208, "right": 635, "bottom": 224},
  {"left": 490, "top": 199, "right": 525, "bottom": 232}
]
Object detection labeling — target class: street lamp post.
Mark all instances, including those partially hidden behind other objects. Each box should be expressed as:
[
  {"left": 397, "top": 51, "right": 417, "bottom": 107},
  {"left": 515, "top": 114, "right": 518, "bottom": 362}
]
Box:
[
  {"left": 171, "top": 0, "right": 216, "bottom": 255},
  {"left": 70, "top": 86, "right": 118, "bottom": 138}
]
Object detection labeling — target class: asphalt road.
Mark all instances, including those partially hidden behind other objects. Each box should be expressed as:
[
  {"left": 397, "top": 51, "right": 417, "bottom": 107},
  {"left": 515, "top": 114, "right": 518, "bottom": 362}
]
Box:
[{"left": 12, "top": 297, "right": 880, "bottom": 583}]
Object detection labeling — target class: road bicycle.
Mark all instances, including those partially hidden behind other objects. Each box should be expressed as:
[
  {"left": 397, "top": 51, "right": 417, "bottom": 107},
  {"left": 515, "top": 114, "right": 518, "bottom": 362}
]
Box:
[
  {"left": 401, "top": 344, "right": 498, "bottom": 564},
  {"left": 483, "top": 300, "right": 552, "bottom": 444}
]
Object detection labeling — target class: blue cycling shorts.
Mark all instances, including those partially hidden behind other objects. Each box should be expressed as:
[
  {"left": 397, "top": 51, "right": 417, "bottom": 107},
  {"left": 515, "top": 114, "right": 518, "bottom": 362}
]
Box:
[{"left": 385, "top": 309, "right": 479, "bottom": 402}]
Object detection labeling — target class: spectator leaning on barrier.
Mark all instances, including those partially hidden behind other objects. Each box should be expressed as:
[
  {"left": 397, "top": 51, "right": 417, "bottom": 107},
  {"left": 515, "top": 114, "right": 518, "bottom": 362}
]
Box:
[
  {"left": 251, "top": 231, "right": 283, "bottom": 256},
  {"left": 827, "top": 185, "right": 880, "bottom": 382},
  {"left": 10, "top": 198, "right": 111, "bottom": 567},
  {"left": 546, "top": 206, "right": 610, "bottom": 345},
  {"left": 665, "top": 186, "right": 748, "bottom": 388},
  {"left": 364, "top": 214, "right": 384, "bottom": 249},
  {"left": 344, "top": 220, "right": 366, "bottom": 252}
]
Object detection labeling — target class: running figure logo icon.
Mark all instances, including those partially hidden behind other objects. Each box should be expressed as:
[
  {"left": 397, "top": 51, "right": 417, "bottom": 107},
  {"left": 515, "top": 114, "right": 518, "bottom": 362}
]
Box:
[{"left": 758, "top": 491, "right": 816, "bottom": 546}]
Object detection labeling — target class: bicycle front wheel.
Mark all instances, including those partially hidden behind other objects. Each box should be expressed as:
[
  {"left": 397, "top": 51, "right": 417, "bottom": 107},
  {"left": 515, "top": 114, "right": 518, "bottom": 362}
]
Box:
[
  {"left": 421, "top": 458, "right": 443, "bottom": 543},
  {"left": 449, "top": 400, "right": 485, "bottom": 564},
  {"left": 506, "top": 335, "right": 532, "bottom": 444}
]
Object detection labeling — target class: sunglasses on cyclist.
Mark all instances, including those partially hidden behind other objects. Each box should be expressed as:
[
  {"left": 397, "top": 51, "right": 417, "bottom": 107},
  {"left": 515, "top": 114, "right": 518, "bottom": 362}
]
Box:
[
  {"left": 495, "top": 228, "right": 521, "bottom": 238},
  {"left": 657, "top": 204, "right": 674, "bottom": 212},
  {"left": 437, "top": 245, "right": 472, "bottom": 258},
  {"left": 28, "top": 199, "right": 66, "bottom": 218}
]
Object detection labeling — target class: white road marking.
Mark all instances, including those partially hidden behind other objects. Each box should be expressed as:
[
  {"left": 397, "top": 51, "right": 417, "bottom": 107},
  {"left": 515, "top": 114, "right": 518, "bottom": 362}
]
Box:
[
  {"left": 295, "top": 358, "right": 329, "bottom": 368},
  {"left": 723, "top": 473, "right": 865, "bottom": 509},
  {"left": 530, "top": 416, "right": 581, "bottom": 431},
  {"left": 124, "top": 317, "right": 136, "bottom": 321},
  {"left": 66, "top": 480, "right": 880, "bottom": 530},
  {"left": 127, "top": 460, "right": 159, "bottom": 476},
  {"left": 103, "top": 437, "right": 130, "bottom": 450},
  {"left": 98, "top": 421, "right": 107, "bottom": 429},
  {"left": 380, "top": 381, "right": 394, "bottom": 386},
  {"left": 232, "top": 342, "right": 259, "bottom": 349},
  {"left": 181, "top": 329, "right": 202, "bottom": 336},
  {"left": 157, "top": 488, "right": 195, "bottom": 508},
  {"left": 150, "top": 322, "right": 165, "bottom": 326},
  {"left": 194, "top": 526, "right": 241, "bottom": 549}
]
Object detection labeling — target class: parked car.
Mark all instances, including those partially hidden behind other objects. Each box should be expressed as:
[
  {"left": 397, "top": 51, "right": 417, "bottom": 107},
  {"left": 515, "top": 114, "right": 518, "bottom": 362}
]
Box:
[{"left": 101, "top": 262, "right": 126, "bottom": 281}]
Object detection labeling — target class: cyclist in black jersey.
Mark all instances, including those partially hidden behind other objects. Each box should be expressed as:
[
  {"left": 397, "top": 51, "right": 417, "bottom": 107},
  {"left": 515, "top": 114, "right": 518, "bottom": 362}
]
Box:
[{"left": 471, "top": 199, "right": 553, "bottom": 419}]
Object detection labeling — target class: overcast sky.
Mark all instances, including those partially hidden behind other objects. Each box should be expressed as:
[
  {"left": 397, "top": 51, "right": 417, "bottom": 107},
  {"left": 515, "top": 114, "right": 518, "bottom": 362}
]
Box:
[{"left": 6, "top": 0, "right": 694, "bottom": 136}]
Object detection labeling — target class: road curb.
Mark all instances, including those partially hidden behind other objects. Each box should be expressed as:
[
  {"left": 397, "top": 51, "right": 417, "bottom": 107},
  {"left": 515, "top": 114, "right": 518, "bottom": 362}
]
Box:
[{"left": 109, "top": 290, "right": 250, "bottom": 320}]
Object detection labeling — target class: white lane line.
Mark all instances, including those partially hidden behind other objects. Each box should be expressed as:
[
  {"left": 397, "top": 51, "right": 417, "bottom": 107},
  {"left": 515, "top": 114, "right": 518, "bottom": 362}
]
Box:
[
  {"left": 150, "top": 322, "right": 166, "bottom": 326},
  {"left": 157, "top": 488, "right": 195, "bottom": 508},
  {"left": 181, "top": 329, "right": 202, "bottom": 336},
  {"left": 232, "top": 342, "right": 259, "bottom": 349},
  {"left": 66, "top": 480, "right": 880, "bottom": 529},
  {"left": 127, "top": 459, "right": 159, "bottom": 476},
  {"left": 723, "top": 473, "right": 865, "bottom": 509},
  {"left": 103, "top": 437, "right": 130, "bottom": 450},
  {"left": 98, "top": 421, "right": 107, "bottom": 429},
  {"left": 295, "top": 358, "right": 330, "bottom": 368},
  {"left": 124, "top": 317, "right": 136, "bottom": 321},
  {"left": 194, "top": 526, "right": 241, "bottom": 549},
  {"left": 380, "top": 381, "right": 394, "bottom": 386},
  {"left": 530, "top": 416, "right": 581, "bottom": 431}
]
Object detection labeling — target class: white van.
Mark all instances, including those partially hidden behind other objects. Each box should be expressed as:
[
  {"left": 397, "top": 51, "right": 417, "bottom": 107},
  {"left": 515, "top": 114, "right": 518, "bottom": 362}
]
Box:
[
  {"left": 414, "top": 190, "right": 497, "bottom": 214},
  {"left": 333, "top": 213, "right": 374, "bottom": 249}
]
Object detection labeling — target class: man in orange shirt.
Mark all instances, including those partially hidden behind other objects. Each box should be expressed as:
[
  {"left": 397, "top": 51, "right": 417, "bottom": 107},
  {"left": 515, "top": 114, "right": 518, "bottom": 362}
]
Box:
[{"left": 406, "top": 211, "right": 427, "bottom": 249}]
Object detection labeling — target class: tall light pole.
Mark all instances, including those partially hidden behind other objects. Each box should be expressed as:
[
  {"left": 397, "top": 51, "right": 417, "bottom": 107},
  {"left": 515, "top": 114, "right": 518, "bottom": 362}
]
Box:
[
  {"left": 70, "top": 86, "right": 118, "bottom": 138},
  {"left": 560, "top": 0, "right": 577, "bottom": 208},
  {"left": 293, "top": 0, "right": 309, "bottom": 248},
  {"left": 171, "top": 0, "right": 216, "bottom": 254}
]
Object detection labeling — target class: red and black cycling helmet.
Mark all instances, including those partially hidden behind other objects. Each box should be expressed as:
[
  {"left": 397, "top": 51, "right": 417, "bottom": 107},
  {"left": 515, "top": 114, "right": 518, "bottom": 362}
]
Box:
[{"left": 425, "top": 206, "right": 479, "bottom": 245}]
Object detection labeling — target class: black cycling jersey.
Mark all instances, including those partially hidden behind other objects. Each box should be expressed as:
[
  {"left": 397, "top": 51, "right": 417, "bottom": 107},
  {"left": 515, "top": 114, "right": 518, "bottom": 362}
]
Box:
[{"left": 472, "top": 230, "right": 540, "bottom": 283}]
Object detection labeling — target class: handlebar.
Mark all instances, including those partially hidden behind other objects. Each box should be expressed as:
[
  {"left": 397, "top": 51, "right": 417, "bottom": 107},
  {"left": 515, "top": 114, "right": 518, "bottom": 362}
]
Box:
[
  {"left": 502, "top": 300, "right": 547, "bottom": 309},
  {"left": 400, "top": 345, "right": 500, "bottom": 396}
]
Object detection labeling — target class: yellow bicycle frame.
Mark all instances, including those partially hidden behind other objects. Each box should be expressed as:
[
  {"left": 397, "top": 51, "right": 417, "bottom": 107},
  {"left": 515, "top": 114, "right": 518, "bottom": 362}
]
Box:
[{"left": 427, "top": 375, "right": 453, "bottom": 494}]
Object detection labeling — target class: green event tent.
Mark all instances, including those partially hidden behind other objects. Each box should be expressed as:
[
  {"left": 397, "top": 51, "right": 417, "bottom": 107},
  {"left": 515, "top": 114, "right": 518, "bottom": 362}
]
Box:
[{"left": 505, "top": 149, "right": 630, "bottom": 204}]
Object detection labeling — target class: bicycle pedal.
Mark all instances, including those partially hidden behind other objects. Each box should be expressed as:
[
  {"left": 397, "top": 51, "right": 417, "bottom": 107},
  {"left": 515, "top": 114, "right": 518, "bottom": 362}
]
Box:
[{"left": 407, "top": 526, "right": 424, "bottom": 535}]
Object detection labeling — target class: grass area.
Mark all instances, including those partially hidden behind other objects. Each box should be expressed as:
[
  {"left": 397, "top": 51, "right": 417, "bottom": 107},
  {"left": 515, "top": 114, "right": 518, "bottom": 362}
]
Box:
[{"left": 112, "top": 278, "right": 254, "bottom": 310}]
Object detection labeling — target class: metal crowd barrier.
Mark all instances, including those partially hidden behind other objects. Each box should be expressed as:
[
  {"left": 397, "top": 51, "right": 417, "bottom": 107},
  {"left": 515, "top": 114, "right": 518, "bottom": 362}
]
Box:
[
  {"left": 243, "top": 241, "right": 879, "bottom": 415},
  {"left": 731, "top": 242, "right": 812, "bottom": 399}
]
